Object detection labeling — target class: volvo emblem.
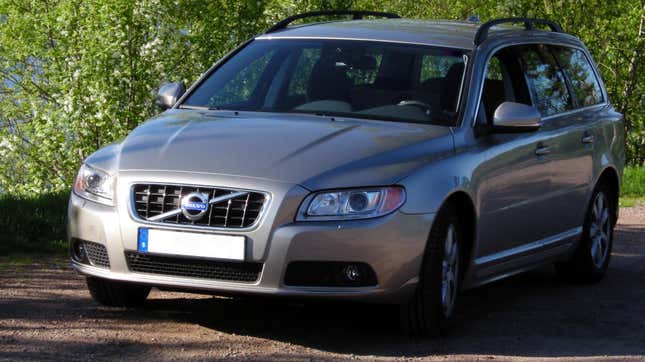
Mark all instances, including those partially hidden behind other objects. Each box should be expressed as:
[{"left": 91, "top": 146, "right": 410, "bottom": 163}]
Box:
[{"left": 180, "top": 192, "right": 209, "bottom": 221}]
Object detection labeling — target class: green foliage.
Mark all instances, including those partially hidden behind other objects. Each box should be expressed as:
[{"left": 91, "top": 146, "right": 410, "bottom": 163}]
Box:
[
  {"left": 622, "top": 166, "right": 645, "bottom": 196},
  {"left": 0, "top": 191, "right": 69, "bottom": 255},
  {"left": 0, "top": 0, "right": 644, "bottom": 197},
  {"left": 0, "top": 0, "right": 270, "bottom": 196}
]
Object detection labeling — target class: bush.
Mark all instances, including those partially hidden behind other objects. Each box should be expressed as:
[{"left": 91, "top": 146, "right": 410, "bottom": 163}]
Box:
[{"left": 0, "top": 191, "right": 69, "bottom": 255}]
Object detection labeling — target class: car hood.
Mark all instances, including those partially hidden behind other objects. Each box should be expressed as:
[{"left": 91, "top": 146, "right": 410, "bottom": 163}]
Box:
[{"left": 114, "top": 109, "right": 454, "bottom": 190}]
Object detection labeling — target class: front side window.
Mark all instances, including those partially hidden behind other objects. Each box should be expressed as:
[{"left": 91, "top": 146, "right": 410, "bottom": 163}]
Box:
[
  {"left": 515, "top": 45, "right": 573, "bottom": 117},
  {"left": 479, "top": 47, "right": 532, "bottom": 123},
  {"left": 551, "top": 46, "right": 603, "bottom": 107},
  {"left": 182, "top": 39, "right": 467, "bottom": 125}
]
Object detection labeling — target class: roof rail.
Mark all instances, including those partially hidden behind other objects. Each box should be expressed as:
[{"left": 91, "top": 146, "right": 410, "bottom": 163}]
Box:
[
  {"left": 265, "top": 10, "right": 401, "bottom": 34},
  {"left": 474, "top": 17, "right": 564, "bottom": 45}
]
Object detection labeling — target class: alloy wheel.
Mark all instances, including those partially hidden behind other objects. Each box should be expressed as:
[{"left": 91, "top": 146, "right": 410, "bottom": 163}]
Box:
[
  {"left": 590, "top": 191, "right": 611, "bottom": 268},
  {"left": 441, "top": 224, "right": 459, "bottom": 317}
]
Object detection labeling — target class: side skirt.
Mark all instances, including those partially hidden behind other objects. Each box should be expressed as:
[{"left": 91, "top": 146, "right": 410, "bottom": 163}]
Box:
[{"left": 462, "top": 227, "right": 581, "bottom": 290}]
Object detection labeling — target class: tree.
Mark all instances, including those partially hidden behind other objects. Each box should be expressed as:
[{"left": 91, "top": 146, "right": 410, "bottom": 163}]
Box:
[
  {"left": 0, "top": 0, "right": 269, "bottom": 195},
  {"left": 0, "top": 0, "right": 643, "bottom": 196}
]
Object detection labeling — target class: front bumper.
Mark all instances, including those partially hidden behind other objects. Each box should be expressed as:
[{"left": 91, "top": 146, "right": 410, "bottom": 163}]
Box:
[{"left": 68, "top": 178, "right": 434, "bottom": 304}]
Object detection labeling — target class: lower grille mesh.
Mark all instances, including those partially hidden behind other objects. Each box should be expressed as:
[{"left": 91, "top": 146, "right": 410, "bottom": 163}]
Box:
[
  {"left": 125, "top": 252, "right": 262, "bottom": 282},
  {"left": 83, "top": 241, "right": 110, "bottom": 268}
]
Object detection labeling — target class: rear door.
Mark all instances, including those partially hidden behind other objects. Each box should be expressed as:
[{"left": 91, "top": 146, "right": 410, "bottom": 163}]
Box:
[{"left": 545, "top": 45, "right": 606, "bottom": 232}]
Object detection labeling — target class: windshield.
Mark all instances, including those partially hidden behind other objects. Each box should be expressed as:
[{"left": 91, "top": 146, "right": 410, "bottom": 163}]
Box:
[{"left": 182, "top": 39, "right": 467, "bottom": 125}]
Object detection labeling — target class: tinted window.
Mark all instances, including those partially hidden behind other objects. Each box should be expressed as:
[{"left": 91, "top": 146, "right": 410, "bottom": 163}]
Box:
[
  {"left": 552, "top": 46, "right": 603, "bottom": 107},
  {"left": 516, "top": 45, "right": 573, "bottom": 116},
  {"left": 480, "top": 48, "right": 531, "bottom": 123},
  {"left": 183, "top": 39, "right": 467, "bottom": 126},
  {"left": 485, "top": 56, "right": 503, "bottom": 81},
  {"left": 186, "top": 46, "right": 277, "bottom": 107},
  {"left": 286, "top": 47, "right": 321, "bottom": 99},
  {"left": 346, "top": 52, "right": 383, "bottom": 86},
  {"left": 419, "top": 54, "right": 463, "bottom": 83}
]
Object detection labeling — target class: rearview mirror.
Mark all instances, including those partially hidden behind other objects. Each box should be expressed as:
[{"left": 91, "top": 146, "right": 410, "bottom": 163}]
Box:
[
  {"left": 492, "top": 102, "right": 541, "bottom": 133},
  {"left": 156, "top": 82, "right": 186, "bottom": 110}
]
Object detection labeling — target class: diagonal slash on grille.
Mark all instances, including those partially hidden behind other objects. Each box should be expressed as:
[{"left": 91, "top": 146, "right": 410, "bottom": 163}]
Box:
[{"left": 146, "top": 191, "right": 249, "bottom": 222}]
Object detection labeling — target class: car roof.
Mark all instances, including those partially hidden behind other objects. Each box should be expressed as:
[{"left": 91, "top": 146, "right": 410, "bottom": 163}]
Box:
[{"left": 255, "top": 18, "right": 572, "bottom": 50}]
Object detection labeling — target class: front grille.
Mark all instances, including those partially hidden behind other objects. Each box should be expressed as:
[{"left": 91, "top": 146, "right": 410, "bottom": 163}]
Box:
[
  {"left": 125, "top": 252, "right": 262, "bottom": 282},
  {"left": 83, "top": 240, "right": 110, "bottom": 268},
  {"left": 132, "top": 184, "right": 267, "bottom": 229}
]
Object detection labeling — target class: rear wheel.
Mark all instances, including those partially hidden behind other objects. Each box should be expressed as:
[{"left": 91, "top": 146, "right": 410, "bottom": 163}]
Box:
[
  {"left": 401, "top": 204, "right": 462, "bottom": 337},
  {"left": 86, "top": 277, "right": 151, "bottom": 307},
  {"left": 556, "top": 184, "right": 615, "bottom": 283}
]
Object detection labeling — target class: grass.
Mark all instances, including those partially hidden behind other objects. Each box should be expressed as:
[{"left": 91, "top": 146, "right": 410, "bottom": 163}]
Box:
[
  {"left": 622, "top": 166, "right": 645, "bottom": 197},
  {"left": 619, "top": 196, "right": 644, "bottom": 208},
  {"left": 620, "top": 166, "right": 645, "bottom": 207}
]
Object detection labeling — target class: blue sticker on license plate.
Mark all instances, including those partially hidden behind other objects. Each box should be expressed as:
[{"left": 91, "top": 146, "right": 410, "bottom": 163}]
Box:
[{"left": 138, "top": 228, "right": 149, "bottom": 253}]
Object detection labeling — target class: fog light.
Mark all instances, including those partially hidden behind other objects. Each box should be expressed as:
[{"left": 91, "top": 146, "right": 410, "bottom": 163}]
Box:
[
  {"left": 71, "top": 239, "right": 88, "bottom": 263},
  {"left": 343, "top": 265, "right": 361, "bottom": 281},
  {"left": 284, "top": 261, "right": 377, "bottom": 287}
]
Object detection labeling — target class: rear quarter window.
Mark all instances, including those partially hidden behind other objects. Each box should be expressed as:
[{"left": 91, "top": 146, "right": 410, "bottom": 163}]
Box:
[{"left": 551, "top": 46, "right": 604, "bottom": 107}]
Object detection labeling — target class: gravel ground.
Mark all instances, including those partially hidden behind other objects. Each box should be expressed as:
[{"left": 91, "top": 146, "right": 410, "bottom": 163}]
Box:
[{"left": 1, "top": 206, "right": 644, "bottom": 361}]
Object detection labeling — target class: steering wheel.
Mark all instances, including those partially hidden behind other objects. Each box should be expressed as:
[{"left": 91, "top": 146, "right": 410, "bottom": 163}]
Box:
[{"left": 397, "top": 100, "right": 433, "bottom": 116}]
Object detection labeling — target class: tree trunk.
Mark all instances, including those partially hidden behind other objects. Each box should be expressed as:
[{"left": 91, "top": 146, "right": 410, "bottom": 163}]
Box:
[{"left": 618, "top": 2, "right": 645, "bottom": 133}]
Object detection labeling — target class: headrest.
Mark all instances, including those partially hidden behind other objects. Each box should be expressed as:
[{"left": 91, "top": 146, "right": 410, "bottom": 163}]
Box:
[{"left": 350, "top": 55, "right": 377, "bottom": 70}]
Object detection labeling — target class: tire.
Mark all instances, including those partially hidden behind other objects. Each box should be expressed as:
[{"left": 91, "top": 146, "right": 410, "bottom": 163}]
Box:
[
  {"left": 556, "top": 183, "right": 615, "bottom": 284},
  {"left": 86, "top": 277, "right": 151, "bottom": 307},
  {"left": 401, "top": 203, "right": 463, "bottom": 337}
]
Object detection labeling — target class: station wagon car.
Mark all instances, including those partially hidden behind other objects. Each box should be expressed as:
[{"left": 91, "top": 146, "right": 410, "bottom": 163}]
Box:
[{"left": 69, "top": 11, "right": 625, "bottom": 336}]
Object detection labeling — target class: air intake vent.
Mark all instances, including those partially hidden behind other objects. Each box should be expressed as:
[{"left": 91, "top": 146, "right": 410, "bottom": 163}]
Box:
[
  {"left": 132, "top": 184, "right": 267, "bottom": 229},
  {"left": 72, "top": 239, "right": 110, "bottom": 269},
  {"left": 125, "top": 252, "right": 262, "bottom": 282}
]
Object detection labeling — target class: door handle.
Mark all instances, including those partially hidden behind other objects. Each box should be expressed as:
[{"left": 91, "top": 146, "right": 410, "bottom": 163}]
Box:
[
  {"left": 535, "top": 145, "right": 551, "bottom": 156},
  {"left": 581, "top": 132, "right": 595, "bottom": 144}
]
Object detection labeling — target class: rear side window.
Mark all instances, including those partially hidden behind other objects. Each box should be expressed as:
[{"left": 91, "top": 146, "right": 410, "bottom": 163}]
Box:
[
  {"left": 551, "top": 46, "right": 603, "bottom": 107},
  {"left": 515, "top": 45, "right": 573, "bottom": 117}
]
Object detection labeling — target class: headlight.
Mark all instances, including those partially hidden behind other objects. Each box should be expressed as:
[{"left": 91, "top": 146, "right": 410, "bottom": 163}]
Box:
[
  {"left": 297, "top": 186, "right": 405, "bottom": 221},
  {"left": 73, "top": 164, "right": 115, "bottom": 206}
]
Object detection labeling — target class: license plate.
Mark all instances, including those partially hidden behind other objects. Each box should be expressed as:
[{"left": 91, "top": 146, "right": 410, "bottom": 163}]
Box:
[{"left": 137, "top": 228, "right": 245, "bottom": 261}]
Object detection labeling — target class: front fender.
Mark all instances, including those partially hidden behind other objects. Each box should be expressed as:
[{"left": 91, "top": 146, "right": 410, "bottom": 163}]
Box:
[{"left": 398, "top": 152, "right": 478, "bottom": 215}]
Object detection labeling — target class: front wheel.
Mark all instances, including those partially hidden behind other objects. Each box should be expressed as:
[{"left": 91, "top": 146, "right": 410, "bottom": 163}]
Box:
[
  {"left": 86, "top": 277, "right": 151, "bottom": 307},
  {"left": 401, "top": 204, "right": 462, "bottom": 337},
  {"left": 556, "top": 184, "right": 615, "bottom": 283}
]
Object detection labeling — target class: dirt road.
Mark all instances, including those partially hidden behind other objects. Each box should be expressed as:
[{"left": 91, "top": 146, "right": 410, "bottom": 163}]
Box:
[{"left": 1, "top": 206, "right": 644, "bottom": 361}]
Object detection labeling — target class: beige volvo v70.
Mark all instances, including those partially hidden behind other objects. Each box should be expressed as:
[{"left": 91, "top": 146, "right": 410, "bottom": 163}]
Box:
[{"left": 69, "top": 11, "right": 625, "bottom": 336}]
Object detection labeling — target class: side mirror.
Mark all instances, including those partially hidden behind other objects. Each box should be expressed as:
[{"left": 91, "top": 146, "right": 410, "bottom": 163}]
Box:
[
  {"left": 155, "top": 82, "right": 186, "bottom": 110},
  {"left": 491, "top": 102, "right": 541, "bottom": 133}
]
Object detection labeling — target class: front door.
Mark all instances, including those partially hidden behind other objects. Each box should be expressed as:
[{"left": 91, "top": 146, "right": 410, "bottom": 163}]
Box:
[{"left": 474, "top": 44, "right": 578, "bottom": 266}]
